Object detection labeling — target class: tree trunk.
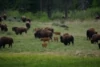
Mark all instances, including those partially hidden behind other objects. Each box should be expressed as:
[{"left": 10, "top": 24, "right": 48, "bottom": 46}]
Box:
[
  {"left": 40, "top": 0, "right": 43, "bottom": 12},
  {"left": 47, "top": 0, "right": 52, "bottom": 19}
]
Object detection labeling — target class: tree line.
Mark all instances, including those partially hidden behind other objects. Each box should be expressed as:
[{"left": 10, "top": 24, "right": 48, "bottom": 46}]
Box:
[{"left": 0, "top": 0, "right": 100, "bottom": 18}]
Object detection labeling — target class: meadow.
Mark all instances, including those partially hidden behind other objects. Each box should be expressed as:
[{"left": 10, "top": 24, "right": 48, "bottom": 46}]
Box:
[{"left": 0, "top": 19, "right": 100, "bottom": 67}]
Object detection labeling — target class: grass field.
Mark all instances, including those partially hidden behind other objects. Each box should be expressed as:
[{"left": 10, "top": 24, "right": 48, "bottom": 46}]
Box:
[{"left": 0, "top": 20, "right": 100, "bottom": 67}]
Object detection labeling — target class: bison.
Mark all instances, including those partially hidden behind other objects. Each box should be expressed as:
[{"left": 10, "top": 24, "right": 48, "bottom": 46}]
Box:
[
  {"left": 42, "top": 42, "right": 47, "bottom": 48},
  {"left": 21, "top": 16, "right": 26, "bottom": 22},
  {"left": 12, "top": 27, "right": 27, "bottom": 35},
  {"left": 91, "top": 34, "right": 100, "bottom": 44},
  {"left": 44, "top": 27, "right": 54, "bottom": 33},
  {"left": 54, "top": 32, "right": 61, "bottom": 35},
  {"left": 86, "top": 28, "right": 97, "bottom": 40},
  {"left": 2, "top": 14, "right": 7, "bottom": 20},
  {"left": 41, "top": 37, "right": 50, "bottom": 42},
  {"left": 0, "top": 16, "right": 2, "bottom": 22},
  {"left": 54, "top": 37, "right": 59, "bottom": 42},
  {"left": 34, "top": 28, "right": 53, "bottom": 39},
  {"left": 0, "top": 36, "right": 13, "bottom": 48},
  {"left": 60, "top": 33, "right": 74, "bottom": 45},
  {"left": 26, "top": 22, "right": 30, "bottom": 29},
  {"left": 0, "top": 23, "right": 8, "bottom": 31}
]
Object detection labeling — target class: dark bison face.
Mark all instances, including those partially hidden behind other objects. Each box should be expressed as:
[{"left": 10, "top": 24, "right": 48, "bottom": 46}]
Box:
[
  {"left": 0, "top": 39, "right": 2, "bottom": 48},
  {"left": 26, "top": 23, "right": 30, "bottom": 29},
  {"left": 60, "top": 36, "right": 63, "bottom": 43},
  {"left": 0, "top": 24, "right": 8, "bottom": 32},
  {"left": 12, "top": 27, "right": 18, "bottom": 31}
]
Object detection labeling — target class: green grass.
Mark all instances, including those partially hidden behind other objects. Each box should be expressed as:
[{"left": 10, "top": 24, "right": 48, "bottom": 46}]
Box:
[
  {"left": 0, "top": 53, "right": 100, "bottom": 67},
  {"left": 0, "top": 20, "right": 100, "bottom": 67},
  {"left": 0, "top": 20, "right": 100, "bottom": 54}
]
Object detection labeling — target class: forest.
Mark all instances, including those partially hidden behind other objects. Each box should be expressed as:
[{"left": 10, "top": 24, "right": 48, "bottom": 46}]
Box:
[{"left": 0, "top": 0, "right": 100, "bottom": 20}]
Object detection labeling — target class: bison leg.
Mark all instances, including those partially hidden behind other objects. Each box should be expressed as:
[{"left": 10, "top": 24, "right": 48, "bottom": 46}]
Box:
[
  {"left": 2, "top": 44, "right": 5, "bottom": 48},
  {"left": 64, "top": 42, "right": 68, "bottom": 46},
  {"left": 98, "top": 43, "right": 100, "bottom": 49},
  {"left": 9, "top": 44, "right": 12, "bottom": 48}
]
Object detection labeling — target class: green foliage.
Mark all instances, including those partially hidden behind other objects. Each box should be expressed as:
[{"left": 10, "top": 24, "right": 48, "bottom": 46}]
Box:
[
  {"left": 68, "top": 8, "right": 100, "bottom": 20},
  {"left": 0, "top": 54, "right": 100, "bottom": 67},
  {"left": 7, "top": 10, "right": 21, "bottom": 17},
  {"left": 34, "top": 12, "right": 50, "bottom": 22},
  {"left": 92, "top": 0, "right": 100, "bottom": 7},
  {"left": 51, "top": 11, "right": 64, "bottom": 19}
]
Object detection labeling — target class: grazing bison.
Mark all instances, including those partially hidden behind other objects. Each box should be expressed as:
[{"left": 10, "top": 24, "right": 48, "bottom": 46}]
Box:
[
  {"left": 12, "top": 27, "right": 27, "bottom": 35},
  {"left": 26, "top": 18, "right": 31, "bottom": 23},
  {"left": 91, "top": 34, "right": 100, "bottom": 44},
  {"left": 60, "top": 33, "right": 74, "bottom": 45},
  {"left": 86, "top": 28, "right": 97, "bottom": 40},
  {"left": 21, "top": 16, "right": 26, "bottom": 22},
  {"left": 2, "top": 14, "right": 7, "bottom": 20},
  {"left": 0, "top": 23, "right": 8, "bottom": 31},
  {"left": 0, "top": 36, "right": 13, "bottom": 48},
  {"left": 0, "top": 16, "right": 2, "bottom": 22},
  {"left": 21, "top": 16, "right": 31, "bottom": 23},
  {"left": 44, "top": 27, "right": 54, "bottom": 33},
  {"left": 26, "top": 22, "right": 31, "bottom": 29},
  {"left": 34, "top": 28, "right": 53, "bottom": 39}
]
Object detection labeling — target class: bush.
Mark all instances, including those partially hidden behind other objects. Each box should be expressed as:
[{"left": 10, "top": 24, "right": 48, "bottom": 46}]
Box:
[
  {"left": 7, "top": 10, "right": 21, "bottom": 17},
  {"left": 51, "top": 11, "right": 64, "bottom": 20},
  {"left": 68, "top": 7, "right": 100, "bottom": 20}
]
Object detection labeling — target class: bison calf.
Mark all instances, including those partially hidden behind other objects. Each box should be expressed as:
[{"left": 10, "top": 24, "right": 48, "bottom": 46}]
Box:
[
  {"left": 42, "top": 42, "right": 47, "bottom": 48},
  {"left": 54, "top": 37, "right": 58, "bottom": 42},
  {"left": 41, "top": 37, "right": 50, "bottom": 42}
]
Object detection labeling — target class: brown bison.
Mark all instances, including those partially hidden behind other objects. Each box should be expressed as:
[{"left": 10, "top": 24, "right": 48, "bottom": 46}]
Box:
[
  {"left": 0, "top": 23, "right": 8, "bottom": 31},
  {"left": 86, "top": 28, "right": 97, "bottom": 40},
  {"left": 21, "top": 16, "right": 26, "bottom": 22},
  {"left": 44, "top": 27, "right": 54, "bottom": 33},
  {"left": 21, "top": 16, "right": 31, "bottom": 22},
  {"left": 60, "top": 33, "right": 74, "bottom": 45},
  {"left": 26, "top": 22, "right": 31, "bottom": 29},
  {"left": 12, "top": 27, "right": 27, "bottom": 35},
  {"left": 2, "top": 14, "right": 7, "bottom": 20},
  {"left": 91, "top": 34, "right": 100, "bottom": 44},
  {"left": 0, "top": 16, "right": 2, "bottom": 22},
  {"left": 0, "top": 36, "right": 13, "bottom": 48},
  {"left": 34, "top": 28, "right": 53, "bottom": 39}
]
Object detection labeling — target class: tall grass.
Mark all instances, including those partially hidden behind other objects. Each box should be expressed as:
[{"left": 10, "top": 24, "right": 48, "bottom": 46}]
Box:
[
  {"left": 6, "top": 10, "right": 50, "bottom": 22},
  {"left": 69, "top": 7, "right": 100, "bottom": 20},
  {"left": 0, "top": 53, "right": 100, "bottom": 67},
  {"left": 6, "top": 8, "right": 100, "bottom": 21}
]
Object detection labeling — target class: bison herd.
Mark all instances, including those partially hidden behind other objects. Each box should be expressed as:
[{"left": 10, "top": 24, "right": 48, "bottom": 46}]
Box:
[{"left": 0, "top": 14, "right": 100, "bottom": 49}]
